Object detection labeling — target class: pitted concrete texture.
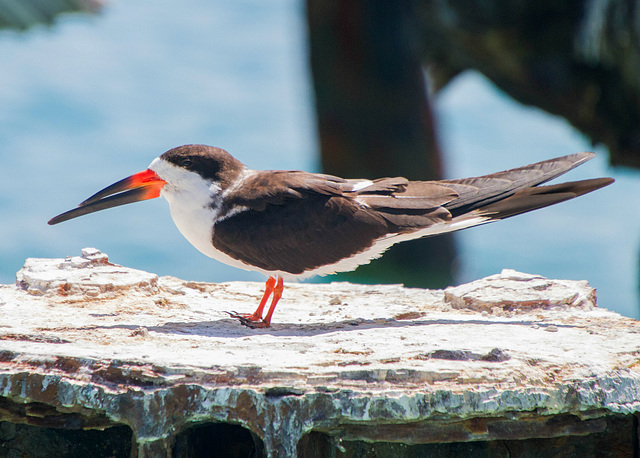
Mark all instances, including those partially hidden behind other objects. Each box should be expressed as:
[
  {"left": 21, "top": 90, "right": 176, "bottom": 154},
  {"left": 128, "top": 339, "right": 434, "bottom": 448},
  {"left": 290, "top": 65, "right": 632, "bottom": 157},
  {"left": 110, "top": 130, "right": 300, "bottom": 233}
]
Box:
[{"left": 0, "top": 249, "right": 638, "bottom": 456}]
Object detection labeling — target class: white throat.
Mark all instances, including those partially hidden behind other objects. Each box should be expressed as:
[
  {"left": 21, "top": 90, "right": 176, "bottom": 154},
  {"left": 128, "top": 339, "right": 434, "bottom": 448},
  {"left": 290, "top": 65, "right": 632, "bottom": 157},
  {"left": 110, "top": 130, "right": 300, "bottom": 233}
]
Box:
[
  {"left": 149, "top": 158, "right": 222, "bottom": 257},
  {"left": 148, "top": 158, "right": 259, "bottom": 273}
]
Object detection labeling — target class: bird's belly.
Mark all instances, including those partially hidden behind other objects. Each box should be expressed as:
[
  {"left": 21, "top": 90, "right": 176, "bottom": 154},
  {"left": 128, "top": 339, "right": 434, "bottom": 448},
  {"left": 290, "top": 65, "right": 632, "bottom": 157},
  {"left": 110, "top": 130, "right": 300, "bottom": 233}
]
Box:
[{"left": 168, "top": 202, "right": 277, "bottom": 276}]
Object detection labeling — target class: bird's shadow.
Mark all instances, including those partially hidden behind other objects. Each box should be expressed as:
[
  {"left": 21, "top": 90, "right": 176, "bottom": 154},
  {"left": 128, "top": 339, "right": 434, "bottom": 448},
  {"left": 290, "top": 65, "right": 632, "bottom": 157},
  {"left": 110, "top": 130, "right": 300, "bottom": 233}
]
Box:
[{"left": 94, "top": 315, "right": 575, "bottom": 339}]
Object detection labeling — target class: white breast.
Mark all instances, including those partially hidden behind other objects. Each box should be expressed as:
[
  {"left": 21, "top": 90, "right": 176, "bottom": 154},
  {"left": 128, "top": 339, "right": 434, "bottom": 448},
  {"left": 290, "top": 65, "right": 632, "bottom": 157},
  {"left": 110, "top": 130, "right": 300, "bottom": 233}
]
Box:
[{"left": 149, "top": 158, "right": 267, "bottom": 274}]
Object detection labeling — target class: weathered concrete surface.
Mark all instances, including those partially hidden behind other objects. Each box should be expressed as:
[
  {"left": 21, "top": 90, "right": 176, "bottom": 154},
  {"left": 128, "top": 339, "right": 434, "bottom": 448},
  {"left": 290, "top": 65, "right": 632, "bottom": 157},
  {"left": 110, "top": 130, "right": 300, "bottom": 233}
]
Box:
[{"left": 0, "top": 249, "right": 639, "bottom": 456}]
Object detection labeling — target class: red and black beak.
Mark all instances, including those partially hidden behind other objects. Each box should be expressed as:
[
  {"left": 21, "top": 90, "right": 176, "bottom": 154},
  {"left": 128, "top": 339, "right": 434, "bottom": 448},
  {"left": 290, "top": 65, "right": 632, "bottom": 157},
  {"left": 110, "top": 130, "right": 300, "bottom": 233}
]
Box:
[{"left": 48, "top": 169, "right": 167, "bottom": 225}]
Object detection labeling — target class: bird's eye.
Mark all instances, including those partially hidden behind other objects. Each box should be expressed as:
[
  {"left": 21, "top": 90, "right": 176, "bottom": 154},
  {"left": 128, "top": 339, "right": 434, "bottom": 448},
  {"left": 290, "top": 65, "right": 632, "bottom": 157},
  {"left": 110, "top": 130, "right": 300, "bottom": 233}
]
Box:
[{"left": 182, "top": 158, "right": 193, "bottom": 168}]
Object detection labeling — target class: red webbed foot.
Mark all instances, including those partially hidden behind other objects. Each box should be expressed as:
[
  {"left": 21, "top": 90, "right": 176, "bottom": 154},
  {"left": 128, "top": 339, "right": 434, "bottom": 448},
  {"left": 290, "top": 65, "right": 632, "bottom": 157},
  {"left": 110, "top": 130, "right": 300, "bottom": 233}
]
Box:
[{"left": 225, "top": 276, "right": 283, "bottom": 328}]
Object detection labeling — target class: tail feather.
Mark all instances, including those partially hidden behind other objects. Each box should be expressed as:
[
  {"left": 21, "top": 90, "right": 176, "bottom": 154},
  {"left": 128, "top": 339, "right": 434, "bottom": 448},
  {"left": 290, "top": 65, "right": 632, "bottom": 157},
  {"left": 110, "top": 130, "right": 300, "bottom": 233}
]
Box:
[
  {"left": 472, "top": 177, "right": 614, "bottom": 221},
  {"left": 355, "top": 152, "right": 612, "bottom": 241},
  {"left": 442, "top": 152, "right": 599, "bottom": 216}
]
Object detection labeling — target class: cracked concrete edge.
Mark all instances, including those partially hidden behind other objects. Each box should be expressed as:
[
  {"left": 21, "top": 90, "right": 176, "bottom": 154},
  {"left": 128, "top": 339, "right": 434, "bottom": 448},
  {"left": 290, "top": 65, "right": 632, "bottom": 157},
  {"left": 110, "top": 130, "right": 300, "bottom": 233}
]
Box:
[{"left": 0, "top": 367, "right": 638, "bottom": 455}]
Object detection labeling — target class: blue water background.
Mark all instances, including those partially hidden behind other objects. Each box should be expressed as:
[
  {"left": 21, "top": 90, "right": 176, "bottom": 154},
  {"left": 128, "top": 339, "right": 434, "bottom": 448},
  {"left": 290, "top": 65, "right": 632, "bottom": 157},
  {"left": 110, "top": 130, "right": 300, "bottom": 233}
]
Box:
[{"left": 1, "top": 1, "right": 638, "bottom": 318}]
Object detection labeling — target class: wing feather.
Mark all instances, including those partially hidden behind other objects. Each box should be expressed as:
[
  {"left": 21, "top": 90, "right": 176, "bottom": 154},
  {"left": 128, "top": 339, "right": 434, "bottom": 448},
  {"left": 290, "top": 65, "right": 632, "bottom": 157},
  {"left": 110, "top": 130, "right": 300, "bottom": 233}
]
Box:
[{"left": 213, "top": 153, "right": 612, "bottom": 276}]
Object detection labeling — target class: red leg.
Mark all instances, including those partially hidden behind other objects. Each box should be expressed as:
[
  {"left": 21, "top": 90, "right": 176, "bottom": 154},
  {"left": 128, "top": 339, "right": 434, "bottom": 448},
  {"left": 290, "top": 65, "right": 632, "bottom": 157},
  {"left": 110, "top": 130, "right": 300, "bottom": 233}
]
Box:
[
  {"left": 226, "top": 277, "right": 282, "bottom": 328},
  {"left": 245, "top": 276, "right": 276, "bottom": 321},
  {"left": 262, "top": 277, "right": 284, "bottom": 327}
]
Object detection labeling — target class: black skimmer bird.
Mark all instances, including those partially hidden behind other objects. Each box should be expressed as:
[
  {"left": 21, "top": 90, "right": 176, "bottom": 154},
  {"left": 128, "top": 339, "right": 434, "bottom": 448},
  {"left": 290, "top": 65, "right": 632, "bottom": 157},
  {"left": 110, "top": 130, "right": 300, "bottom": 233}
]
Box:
[{"left": 49, "top": 145, "right": 613, "bottom": 327}]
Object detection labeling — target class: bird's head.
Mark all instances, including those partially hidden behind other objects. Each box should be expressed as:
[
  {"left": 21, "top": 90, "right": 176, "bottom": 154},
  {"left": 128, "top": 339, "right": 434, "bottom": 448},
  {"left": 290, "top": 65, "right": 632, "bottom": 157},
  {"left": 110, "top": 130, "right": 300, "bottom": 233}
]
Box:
[{"left": 48, "top": 144, "right": 245, "bottom": 225}]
